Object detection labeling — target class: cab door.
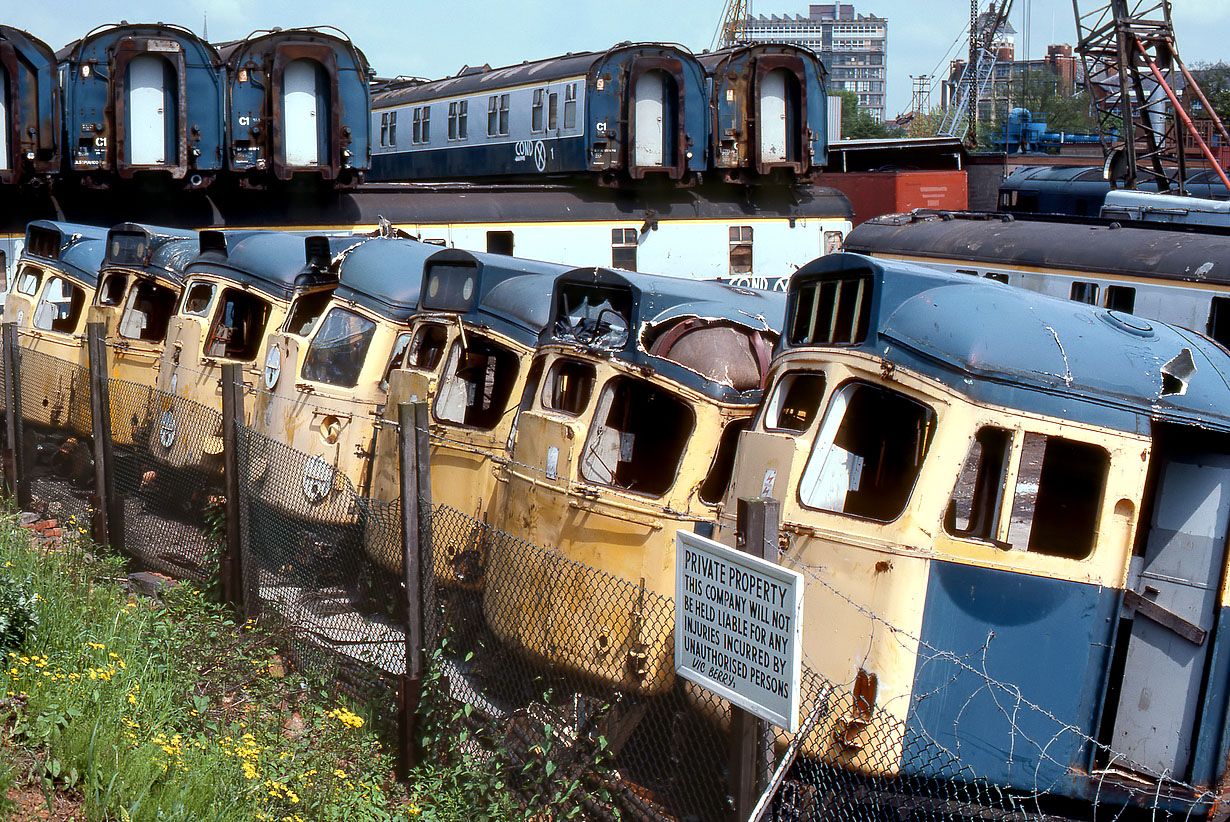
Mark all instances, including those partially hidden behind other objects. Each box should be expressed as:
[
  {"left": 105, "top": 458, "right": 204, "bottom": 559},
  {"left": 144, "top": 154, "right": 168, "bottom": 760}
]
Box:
[
  {"left": 633, "top": 70, "right": 665, "bottom": 168},
  {"left": 283, "top": 58, "right": 320, "bottom": 167},
  {"left": 0, "top": 68, "right": 9, "bottom": 172},
  {"left": 759, "top": 68, "right": 789, "bottom": 164},
  {"left": 128, "top": 54, "right": 168, "bottom": 165}
]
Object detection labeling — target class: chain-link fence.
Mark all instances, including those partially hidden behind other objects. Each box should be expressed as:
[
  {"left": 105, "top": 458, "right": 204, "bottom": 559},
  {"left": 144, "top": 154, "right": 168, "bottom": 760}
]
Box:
[{"left": 4, "top": 322, "right": 1225, "bottom": 822}]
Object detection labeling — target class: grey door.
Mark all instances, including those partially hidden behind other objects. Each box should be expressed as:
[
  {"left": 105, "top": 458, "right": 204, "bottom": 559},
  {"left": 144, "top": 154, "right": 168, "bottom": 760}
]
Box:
[{"left": 1112, "top": 451, "right": 1230, "bottom": 777}]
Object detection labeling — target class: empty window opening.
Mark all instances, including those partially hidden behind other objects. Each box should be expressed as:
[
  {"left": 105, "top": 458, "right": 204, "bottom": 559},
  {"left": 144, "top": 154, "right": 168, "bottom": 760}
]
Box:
[
  {"left": 1208, "top": 297, "right": 1230, "bottom": 347},
  {"left": 698, "top": 419, "right": 750, "bottom": 505},
  {"left": 1070, "top": 281, "right": 1099, "bottom": 305},
  {"left": 408, "top": 323, "right": 449, "bottom": 371},
  {"left": 580, "top": 376, "right": 695, "bottom": 497},
  {"left": 97, "top": 273, "right": 128, "bottom": 306},
  {"left": 486, "top": 230, "right": 514, "bottom": 256},
  {"left": 381, "top": 333, "right": 413, "bottom": 393},
  {"left": 789, "top": 273, "right": 871, "bottom": 346},
  {"left": 766, "top": 371, "right": 826, "bottom": 432},
  {"left": 945, "top": 427, "right": 1012, "bottom": 541},
  {"left": 181, "top": 281, "right": 216, "bottom": 316},
  {"left": 205, "top": 289, "right": 272, "bottom": 361},
  {"left": 730, "top": 226, "right": 753, "bottom": 275},
  {"left": 302, "top": 308, "right": 377, "bottom": 388},
  {"left": 1104, "top": 285, "right": 1136, "bottom": 314},
  {"left": 985, "top": 272, "right": 1009, "bottom": 284},
  {"left": 15, "top": 265, "right": 41, "bottom": 296},
  {"left": 554, "top": 283, "right": 632, "bottom": 349},
  {"left": 32, "top": 277, "right": 85, "bottom": 333},
  {"left": 799, "top": 382, "right": 936, "bottom": 521},
  {"left": 1005, "top": 433, "right": 1107, "bottom": 559},
  {"left": 118, "top": 280, "right": 178, "bottom": 342},
  {"left": 612, "top": 228, "right": 638, "bottom": 270},
  {"left": 283, "top": 290, "right": 333, "bottom": 337},
  {"left": 542, "top": 359, "right": 596, "bottom": 415},
  {"left": 434, "top": 339, "right": 519, "bottom": 430}
]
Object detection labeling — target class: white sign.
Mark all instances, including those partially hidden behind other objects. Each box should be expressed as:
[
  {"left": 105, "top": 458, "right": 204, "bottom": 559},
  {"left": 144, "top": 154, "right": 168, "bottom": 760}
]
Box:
[{"left": 675, "top": 530, "right": 803, "bottom": 732}]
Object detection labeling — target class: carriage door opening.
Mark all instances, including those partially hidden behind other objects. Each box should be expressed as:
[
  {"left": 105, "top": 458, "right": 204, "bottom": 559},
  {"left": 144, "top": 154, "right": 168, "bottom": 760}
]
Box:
[
  {"left": 759, "top": 68, "right": 790, "bottom": 164},
  {"left": 633, "top": 70, "right": 669, "bottom": 169},
  {"left": 283, "top": 58, "right": 322, "bottom": 167},
  {"left": 127, "top": 54, "right": 173, "bottom": 166},
  {"left": 0, "top": 67, "right": 9, "bottom": 172},
  {"left": 1106, "top": 439, "right": 1230, "bottom": 779}
]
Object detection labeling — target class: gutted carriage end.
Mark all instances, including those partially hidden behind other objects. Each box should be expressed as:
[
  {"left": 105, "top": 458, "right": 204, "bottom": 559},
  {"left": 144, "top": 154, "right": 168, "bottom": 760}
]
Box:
[
  {"left": 482, "top": 265, "right": 783, "bottom": 696},
  {"left": 0, "top": 27, "right": 60, "bottom": 186},
  {"left": 58, "top": 24, "right": 224, "bottom": 190},
  {"left": 698, "top": 44, "right": 827, "bottom": 185},
  {"left": 220, "top": 27, "right": 371, "bottom": 189}
]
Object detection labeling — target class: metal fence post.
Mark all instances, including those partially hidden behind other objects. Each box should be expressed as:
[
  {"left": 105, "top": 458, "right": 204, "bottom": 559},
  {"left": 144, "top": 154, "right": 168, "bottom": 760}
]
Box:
[
  {"left": 397, "top": 400, "right": 430, "bottom": 778},
  {"left": 2, "top": 323, "right": 29, "bottom": 511},
  {"left": 221, "top": 363, "right": 246, "bottom": 613},
  {"left": 86, "top": 324, "right": 118, "bottom": 549},
  {"left": 731, "top": 497, "right": 780, "bottom": 822}
]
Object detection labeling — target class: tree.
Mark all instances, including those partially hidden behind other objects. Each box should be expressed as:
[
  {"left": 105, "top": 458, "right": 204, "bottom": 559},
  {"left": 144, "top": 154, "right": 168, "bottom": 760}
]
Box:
[
  {"left": 1189, "top": 62, "right": 1230, "bottom": 125},
  {"left": 836, "top": 88, "right": 890, "bottom": 139}
]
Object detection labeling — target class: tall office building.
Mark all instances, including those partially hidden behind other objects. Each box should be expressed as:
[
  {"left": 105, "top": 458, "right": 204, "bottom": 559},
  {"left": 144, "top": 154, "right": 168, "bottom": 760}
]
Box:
[{"left": 739, "top": 3, "right": 888, "bottom": 123}]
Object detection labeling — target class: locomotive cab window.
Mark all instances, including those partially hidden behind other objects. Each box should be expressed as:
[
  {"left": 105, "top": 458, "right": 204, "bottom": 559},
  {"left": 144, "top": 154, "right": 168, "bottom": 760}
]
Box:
[
  {"left": 542, "top": 358, "right": 596, "bottom": 415},
  {"left": 799, "top": 382, "right": 936, "bottom": 521},
  {"left": 15, "top": 265, "right": 42, "bottom": 296},
  {"left": 945, "top": 427, "right": 1012, "bottom": 541},
  {"left": 698, "top": 419, "right": 750, "bottom": 506},
  {"left": 434, "top": 338, "right": 519, "bottom": 430},
  {"left": 205, "top": 289, "right": 272, "bottom": 361},
  {"left": 407, "top": 323, "right": 449, "bottom": 371},
  {"left": 32, "top": 277, "right": 85, "bottom": 334},
  {"left": 181, "top": 282, "right": 216, "bottom": 317},
  {"left": 97, "top": 274, "right": 128, "bottom": 306},
  {"left": 283, "top": 290, "right": 333, "bottom": 337},
  {"left": 118, "top": 280, "right": 178, "bottom": 342},
  {"left": 1004, "top": 433, "right": 1107, "bottom": 559},
  {"left": 766, "top": 371, "right": 827, "bottom": 432},
  {"left": 380, "top": 333, "right": 413, "bottom": 393},
  {"left": 580, "top": 376, "right": 695, "bottom": 497},
  {"left": 301, "top": 308, "right": 377, "bottom": 388}
]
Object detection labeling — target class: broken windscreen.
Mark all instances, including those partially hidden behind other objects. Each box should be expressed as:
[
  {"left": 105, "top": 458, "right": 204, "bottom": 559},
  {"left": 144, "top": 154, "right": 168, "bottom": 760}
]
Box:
[
  {"left": 301, "top": 307, "right": 377, "bottom": 388},
  {"left": 553, "top": 282, "right": 632, "bottom": 349}
]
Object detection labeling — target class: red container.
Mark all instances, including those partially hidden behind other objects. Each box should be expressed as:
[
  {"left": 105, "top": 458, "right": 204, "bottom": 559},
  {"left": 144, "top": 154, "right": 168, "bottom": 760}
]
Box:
[{"left": 818, "top": 169, "right": 969, "bottom": 226}]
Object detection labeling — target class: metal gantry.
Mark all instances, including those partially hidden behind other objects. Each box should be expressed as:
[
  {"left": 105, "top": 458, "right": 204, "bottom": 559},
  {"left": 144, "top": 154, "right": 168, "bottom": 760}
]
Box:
[{"left": 939, "top": 0, "right": 1014, "bottom": 146}]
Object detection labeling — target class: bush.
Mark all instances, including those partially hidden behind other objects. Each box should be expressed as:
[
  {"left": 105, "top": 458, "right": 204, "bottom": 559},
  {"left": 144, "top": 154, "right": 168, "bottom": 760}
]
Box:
[{"left": 0, "top": 572, "right": 37, "bottom": 652}]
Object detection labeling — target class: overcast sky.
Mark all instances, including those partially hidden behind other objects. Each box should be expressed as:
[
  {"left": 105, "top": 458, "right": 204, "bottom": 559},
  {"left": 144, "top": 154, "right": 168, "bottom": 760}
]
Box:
[{"left": 6, "top": 0, "right": 1230, "bottom": 119}]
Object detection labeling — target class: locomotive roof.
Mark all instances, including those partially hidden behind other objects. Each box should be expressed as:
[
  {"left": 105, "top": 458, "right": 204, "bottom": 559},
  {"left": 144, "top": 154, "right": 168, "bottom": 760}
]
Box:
[
  {"left": 186, "top": 231, "right": 331, "bottom": 300},
  {"left": 373, "top": 42, "right": 698, "bottom": 108},
  {"left": 0, "top": 26, "right": 57, "bottom": 67},
  {"left": 844, "top": 210, "right": 1230, "bottom": 286},
  {"left": 788, "top": 253, "right": 1230, "bottom": 435},
  {"left": 330, "top": 237, "right": 437, "bottom": 321},
  {"left": 216, "top": 26, "right": 370, "bottom": 72},
  {"left": 58, "top": 22, "right": 222, "bottom": 65},
  {"left": 102, "top": 223, "right": 200, "bottom": 283},
  {"left": 696, "top": 43, "right": 824, "bottom": 73},
  {"left": 21, "top": 221, "right": 109, "bottom": 287}
]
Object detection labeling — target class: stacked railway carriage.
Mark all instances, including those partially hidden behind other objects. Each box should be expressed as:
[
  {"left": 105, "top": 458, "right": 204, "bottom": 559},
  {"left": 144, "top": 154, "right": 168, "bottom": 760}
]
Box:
[
  {"left": 58, "top": 24, "right": 225, "bottom": 189},
  {"left": 0, "top": 27, "right": 60, "bottom": 185},
  {"left": 843, "top": 210, "right": 1230, "bottom": 348},
  {"left": 697, "top": 43, "right": 827, "bottom": 184},
  {"left": 365, "top": 248, "right": 571, "bottom": 588},
  {"left": 3, "top": 221, "right": 106, "bottom": 443},
  {"left": 482, "top": 268, "right": 781, "bottom": 696},
  {"left": 87, "top": 222, "right": 199, "bottom": 446},
  {"left": 369, "top": 43, "right": 708, "bottom": 184},
  {"left": 711, "top": 251, "right": 1230, "bottom": 815},
  {"left": 248, "top": 236, "right": 435, "bottom": 582},
  {"left": 219, "top": 27, "right": 371, "bottom": 188}
]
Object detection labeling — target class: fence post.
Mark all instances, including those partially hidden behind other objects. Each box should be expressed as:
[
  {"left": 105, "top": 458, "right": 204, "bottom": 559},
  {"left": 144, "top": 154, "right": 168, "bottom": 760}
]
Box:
[
  {"left": 220, "top": 363, "right": 246, "bottom": 613},
  {"left": 86, "top": 324, "right": 118, "bottom": 548},
  {"left": 2, "top": 323, "right": 29, "bottom": 511},
  {"left": 1, "top": 323, "right": 15, "bottom": 500},
  {"left": 397, "top": 400, "right": 430, "bottom": 778},
  {"left": 731, "top": 497, "right": 780, "bottom": 822}
]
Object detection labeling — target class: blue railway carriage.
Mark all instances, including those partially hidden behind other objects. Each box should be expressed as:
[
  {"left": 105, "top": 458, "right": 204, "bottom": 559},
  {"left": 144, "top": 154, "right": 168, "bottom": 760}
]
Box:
[
  {"left": 58, "top": 24, "right": 224, "bottom": 189},
  {"left": 0, "top": 27, "right": 60, "bottom": 185},
  {"left": 713, "top": 251, "right": 1230, "bottom": 812},
  {"left": 218, "top": 27, "right": 371, "bottom": 189},
  {"left": 697, "top": 44, "right": 826, "bottom": 184},
  {"left": 369, "top": 43, "right": 708, "bottom": 184}
]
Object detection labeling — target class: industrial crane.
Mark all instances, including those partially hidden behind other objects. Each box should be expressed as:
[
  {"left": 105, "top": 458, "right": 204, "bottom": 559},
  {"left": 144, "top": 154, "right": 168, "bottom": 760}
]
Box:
[
  {"left": 713, "top": 0, "right": 750, "bottom": 50},
  {"left": 939, "top": 0, "right": 1015, "bottom": 146}
]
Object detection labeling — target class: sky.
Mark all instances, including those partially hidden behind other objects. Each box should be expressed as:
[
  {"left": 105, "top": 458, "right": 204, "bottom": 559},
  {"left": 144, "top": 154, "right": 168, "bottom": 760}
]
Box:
[{"left": 5, "top": 0, "right": 1230, "bottom": 119}]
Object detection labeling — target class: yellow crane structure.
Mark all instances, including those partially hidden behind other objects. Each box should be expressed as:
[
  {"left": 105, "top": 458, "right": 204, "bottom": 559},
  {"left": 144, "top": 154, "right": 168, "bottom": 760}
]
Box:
[{"left": 713, "top": 0, "right": 750, "bottom": 50}]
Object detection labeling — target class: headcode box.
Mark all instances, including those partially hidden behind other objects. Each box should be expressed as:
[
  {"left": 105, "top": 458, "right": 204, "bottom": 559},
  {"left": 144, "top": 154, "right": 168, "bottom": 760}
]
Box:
[{"left": 675, "top": 530, "right": 803, "bottom": 732}]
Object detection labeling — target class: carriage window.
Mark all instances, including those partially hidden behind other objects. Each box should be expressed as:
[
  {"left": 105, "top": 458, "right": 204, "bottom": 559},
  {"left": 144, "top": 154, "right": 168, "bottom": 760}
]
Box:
[
  {"left": 488, "top": 93, "right": 510, "bottom": 137},
  {"left": 408, "top": 323, "right": 449, "bottom": 371},
  {"left": 1004, "top": 433, "right": 1107, "bottom": 559},
  {"left": 301, "top": 308, "right": 377, "bottom": 388},
  {"left": 1209, "top": 297, "right": 1230, "bottom": 347},
  {"left": 1070, "top": 281, "right": 1099, "bottom": 304},
  {"left": 205, "top": 289, "right": 272, "bottom": 361},
  {"left": 283, "top": 290, "right": 333, "bottom": 337},
  {"left": 611, "top": 228, "right": 637, "bottom": 270},
  {"left": 380, "top": 333, "right": 413, "bottom": 393},
  {"left": 181, "top": 282, "right": 215, "bottom": 317},
  {"left": 945, "top": 427, "right": 1012, "bottom": 541},
  {"left": 542, "top": 359, "right": 596, "bottom": 415},
  {"left": 486, "top": 231, "right": 514, "bottom": 256},
  {"left": 448, "top": 101, "right": 469, "bottom": 140},
  {"left": 118, "top": 280, "right": 178, "bottom": 342},
  {"left": 698, "top": 419, "right": 750, "bottom": 505},
  {"left": 433, "top": 338, "right": 519, "bottom": 430},
  {"left": 387, "top": 110, "right": 397, "bottom": 145},
  {"left": 1105, "top": 286, "right": 1135, "bottom": 314},
  {"left": 15, "top": 265, "right": 41, "bottom": 296},
  {"left": 412, "top": 106, "right": 430, "bottom": 144},
  {"left": 548, "top": 92, "right": 559, "bottom": 130},
  {"left": 532, "top": 88, "right": 545, "bottom": 132},
  {"left": 799, "top": 382, "right": 936, "bottom": 521},
  {"left": 564, "top": 83, "right": 577, "bottom": 129},
  {"left": 580, "top": 376, "right": 695, "bottom": 497},
  {"left": 32, "top": 277, "right": 85, "bottom": 333},
  {"left": 730, "top": 226, "right": 753, "bottom": 275},
  {"left": 380, "top": 112, "right": 390, "bottom": 147},
  {"left": 97, "top": 273, "right": 128, "bottom": 306},
  {"left": 766, "top": 372, "right": 826, "bottom": 432}
]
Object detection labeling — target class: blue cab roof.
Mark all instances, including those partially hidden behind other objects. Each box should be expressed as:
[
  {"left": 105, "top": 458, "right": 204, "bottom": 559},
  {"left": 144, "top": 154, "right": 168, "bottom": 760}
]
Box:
[{"left": 21, "top": 221, "right": 109, "bottom": 286}]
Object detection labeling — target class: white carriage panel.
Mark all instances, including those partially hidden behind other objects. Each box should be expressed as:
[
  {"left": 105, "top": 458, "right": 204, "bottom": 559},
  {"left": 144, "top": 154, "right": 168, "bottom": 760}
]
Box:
[
  {"left": 759, "top": 69, "right": 789, "bottom": 164},
  {"left": 633, "top": 71, "right": 666, "bottom": 168},
  {"left": 128, "top": 54, "right": 168, "bottom": 165},
  {"left": 284, "top": 59, "right": 321, "bottom": 167}
]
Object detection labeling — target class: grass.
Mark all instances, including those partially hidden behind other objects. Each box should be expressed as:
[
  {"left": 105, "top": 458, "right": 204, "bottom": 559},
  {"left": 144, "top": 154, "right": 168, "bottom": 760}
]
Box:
[{"left": 0, "top": 508, "right": 522, "bottom": 822}]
